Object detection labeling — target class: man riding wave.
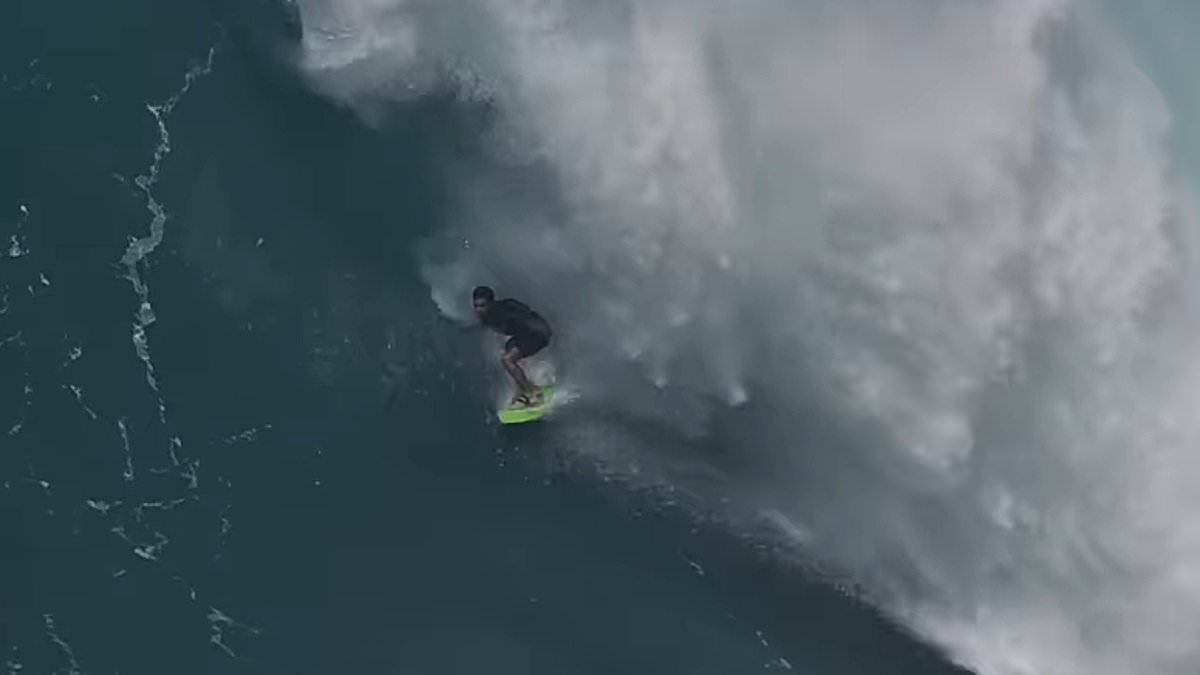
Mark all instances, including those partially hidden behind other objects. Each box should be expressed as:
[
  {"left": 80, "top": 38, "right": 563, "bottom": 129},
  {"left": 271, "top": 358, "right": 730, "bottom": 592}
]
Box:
[{"left": 472, "top": 285, "right": 553, "bottom": 408}]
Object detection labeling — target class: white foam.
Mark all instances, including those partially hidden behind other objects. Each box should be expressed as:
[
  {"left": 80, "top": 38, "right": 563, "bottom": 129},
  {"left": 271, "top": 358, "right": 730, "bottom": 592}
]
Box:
[
  {"left": 117, "top": 417, "right": 134, "bottom": 482},
  {"left": 207, "top": 606, "right": 262, "bottom": 661},
  {"left": 42, "top": 614, "right": 82, "bottom": 675}
]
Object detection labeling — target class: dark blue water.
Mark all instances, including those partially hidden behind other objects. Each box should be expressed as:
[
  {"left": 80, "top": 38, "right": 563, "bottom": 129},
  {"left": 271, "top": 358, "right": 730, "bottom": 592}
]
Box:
[{"left": 1, "top": 2, "right": 976, "bottom": 673}]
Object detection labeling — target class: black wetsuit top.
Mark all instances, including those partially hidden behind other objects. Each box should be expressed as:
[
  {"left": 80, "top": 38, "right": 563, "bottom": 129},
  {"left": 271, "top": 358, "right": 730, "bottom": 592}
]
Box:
[{"left": 482, "top": 299, "right": 552, "bottom": 356}]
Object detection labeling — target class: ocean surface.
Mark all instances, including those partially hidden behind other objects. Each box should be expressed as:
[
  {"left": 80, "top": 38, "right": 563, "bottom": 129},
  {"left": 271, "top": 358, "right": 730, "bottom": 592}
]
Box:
[{"left": 3, "top": 2, "right": 1200, "bottom": 674}]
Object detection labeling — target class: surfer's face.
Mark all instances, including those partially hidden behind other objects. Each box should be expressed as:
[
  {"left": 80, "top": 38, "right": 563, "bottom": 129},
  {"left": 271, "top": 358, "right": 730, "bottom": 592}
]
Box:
[{"left": 473, "top": 298, "right": 491, "bottom": 319}]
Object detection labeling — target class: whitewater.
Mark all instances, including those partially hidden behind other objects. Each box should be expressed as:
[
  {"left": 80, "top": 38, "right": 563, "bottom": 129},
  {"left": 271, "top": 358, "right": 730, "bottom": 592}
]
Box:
[{"left": 293, "top": 1, "right": 1200, "bottom": 674}]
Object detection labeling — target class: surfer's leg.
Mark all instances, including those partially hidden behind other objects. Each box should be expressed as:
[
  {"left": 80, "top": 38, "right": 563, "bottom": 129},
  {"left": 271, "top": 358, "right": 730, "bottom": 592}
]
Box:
[
  {"left": 502, "top": 343, "right": 536, "bottom": 404},
  {"left": 521, "top": 331, "right": 551, "bottom": 400}
]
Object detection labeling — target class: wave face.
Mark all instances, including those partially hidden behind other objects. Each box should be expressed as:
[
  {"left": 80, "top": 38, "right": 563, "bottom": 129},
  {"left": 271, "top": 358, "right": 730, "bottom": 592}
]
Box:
[{"left": 293, "top": 1, "right": 1200, "bottom": 673}]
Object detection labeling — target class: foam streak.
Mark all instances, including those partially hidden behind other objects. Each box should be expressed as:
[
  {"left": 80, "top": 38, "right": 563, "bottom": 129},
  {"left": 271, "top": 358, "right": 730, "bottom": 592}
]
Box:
[{"left": 119, "top": 45, "right": 217, "bottom": 412}]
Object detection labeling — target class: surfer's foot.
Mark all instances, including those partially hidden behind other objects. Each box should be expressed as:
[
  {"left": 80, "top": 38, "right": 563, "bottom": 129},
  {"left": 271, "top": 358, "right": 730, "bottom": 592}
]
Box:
[{"left": 511, "top": 387, "right": 547, "bottom": 408}]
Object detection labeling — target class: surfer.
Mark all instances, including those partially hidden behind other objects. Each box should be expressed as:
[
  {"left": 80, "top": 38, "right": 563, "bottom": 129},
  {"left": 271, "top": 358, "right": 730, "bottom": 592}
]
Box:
[{"left": 472, "top": 285, "right": 553, "bottom": 408}]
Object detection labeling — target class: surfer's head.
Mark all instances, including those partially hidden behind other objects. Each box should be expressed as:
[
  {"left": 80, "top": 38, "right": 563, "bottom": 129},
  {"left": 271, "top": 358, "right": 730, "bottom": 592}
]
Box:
[{"left": 472, "top": 285, "right": 495, "bottom": 318}]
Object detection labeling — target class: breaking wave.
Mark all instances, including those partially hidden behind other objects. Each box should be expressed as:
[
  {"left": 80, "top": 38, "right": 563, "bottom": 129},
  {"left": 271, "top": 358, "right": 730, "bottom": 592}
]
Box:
[{"left": 292, "top": 1, "right": 1200, "bottom": 673}]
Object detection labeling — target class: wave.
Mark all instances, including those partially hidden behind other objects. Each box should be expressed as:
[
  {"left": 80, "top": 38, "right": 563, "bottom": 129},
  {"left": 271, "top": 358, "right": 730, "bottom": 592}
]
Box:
[{"left": 291, "top": 1, "right": 1200, "bottom": 673}]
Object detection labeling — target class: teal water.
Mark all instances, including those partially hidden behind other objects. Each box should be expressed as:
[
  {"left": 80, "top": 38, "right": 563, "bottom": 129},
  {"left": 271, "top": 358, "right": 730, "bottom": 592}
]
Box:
[{"left": 6, "top": 2, "right": 1200, "bottom": 675}]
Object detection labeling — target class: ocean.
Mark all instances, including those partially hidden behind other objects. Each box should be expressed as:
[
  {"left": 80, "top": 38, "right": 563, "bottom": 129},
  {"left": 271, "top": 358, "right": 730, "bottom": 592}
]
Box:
[{"left": 3, "top": 1, "right": 1199, "bottom": 674}]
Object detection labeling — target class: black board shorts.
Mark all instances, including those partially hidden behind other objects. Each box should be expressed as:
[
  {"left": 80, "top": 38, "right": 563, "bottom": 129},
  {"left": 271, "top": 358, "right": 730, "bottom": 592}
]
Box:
[{"left": 505, "top": 329, "right": 550, "bottom": 359}]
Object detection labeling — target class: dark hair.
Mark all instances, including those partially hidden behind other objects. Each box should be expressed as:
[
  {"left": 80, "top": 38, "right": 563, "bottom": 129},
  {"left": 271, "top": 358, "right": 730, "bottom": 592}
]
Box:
[{"left": 472, "top": 285, "right": 495, "bottom": 302}]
